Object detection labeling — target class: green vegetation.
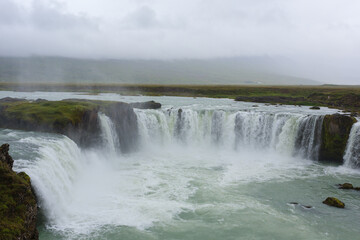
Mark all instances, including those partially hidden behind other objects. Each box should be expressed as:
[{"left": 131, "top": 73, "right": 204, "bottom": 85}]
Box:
[
  {"left": 0, "top": 150, "right": 37, "bottom": 240},
  {"left": 1, "top": 83, "right": 360, "bottom": 112},
  {"left": 322, "top": 197, "right": 345, "bottom": 208},
  {"left": 0, "top": 99, "right": 114, "bottom": 132},
  {"left": 319, "top": 114, "right": 357, "bottom": 163}
]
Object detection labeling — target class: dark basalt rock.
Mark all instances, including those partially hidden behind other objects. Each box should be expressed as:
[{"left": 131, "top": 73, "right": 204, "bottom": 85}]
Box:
[
  {"left": 322, "top": 197, "right": 345, "bottom": 208},
  {"left": 310, "top": 106, "right": 320, "bottom": 110},
  {"left": 319, "top": 114, "right": 357, "bottom": 164},
  {"left": 0, "top": 98, "right": 140, "bottom": 152},
  {"left": 0, "top": 144, "right": 38, "bottom": 240},
  {"left": 338, "top": 183, "right": 354, "bottom": 189},
  {"left": 129, "top": 101, "right": 161, "bottom": 109},
  {"left": 0, "top": 143, "right": 13, "bottom": 169},
  {"left": 338, "top": 183, "right": 360, "bottom": 190},
  {"left": 103, "top": 102, "right": 139, "bottom": 153},
  {"left": 62, "top": 108, "right": 102, "bottom": 148},
  {"left": 288, "top": 202, "right": 312, "bottom": 209},
  {"left": 0, "top": 97, "right": 24, "bottom": 102}
]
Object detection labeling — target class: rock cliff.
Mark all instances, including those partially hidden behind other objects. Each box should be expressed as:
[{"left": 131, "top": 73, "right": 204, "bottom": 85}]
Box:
[
  {"left": 319, "top": 114, "right": 357, "bottom": 164},
  {"left": 0, "top": 144, "right": 38, "bottom": 240}
]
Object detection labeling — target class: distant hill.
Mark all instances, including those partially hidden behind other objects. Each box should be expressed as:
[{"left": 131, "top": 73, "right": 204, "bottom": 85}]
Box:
[{"left": 0, "top": 56, "right": 320, "bottom": 85}]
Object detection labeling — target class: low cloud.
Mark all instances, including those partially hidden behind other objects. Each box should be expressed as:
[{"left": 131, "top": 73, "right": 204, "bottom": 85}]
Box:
[{"left": 0, "top": 0, "right": 359, "bottom": 84}]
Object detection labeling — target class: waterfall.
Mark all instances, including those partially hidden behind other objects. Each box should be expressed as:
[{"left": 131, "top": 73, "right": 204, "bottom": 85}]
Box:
[
  {"left": 293, "top": 115, "right": 324, "bottom": 160},
  {"left": 17, "top": 136, "right": 84, "bottom": 224},
  {"left": 344, "top": 121, "right": 360, "bottom": 168},
  {"left": 135, "top": 108, "right": 325, "bottom": 160},
  {"left": 98, "top": 112, "right": 120, "bottom": 153}
]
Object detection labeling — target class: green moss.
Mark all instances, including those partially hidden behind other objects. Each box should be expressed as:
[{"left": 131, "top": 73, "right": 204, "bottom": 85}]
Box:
[
  {"left": 0, "top": 161, "right": 37, "bottom": 240},
  {"left": 319, "top": 115, "right": 357, "bottom": 163},
  {"left": 322, "top": 197, "right": 345, "bottom": 208},
  {"left": 0, "top": 99, "right": 116, "bottom": 133}
]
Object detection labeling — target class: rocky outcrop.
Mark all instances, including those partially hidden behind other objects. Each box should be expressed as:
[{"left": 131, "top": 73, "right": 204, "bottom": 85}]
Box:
[
  {"left": 319, "top": 114, "right": 357, "bottom": 164},
  {"left": 322, "top": 197, "right": 345, "bottom": 208},
  {"left": 61, "top": 108, "right": 101, "bottom": 148},
  {"left": 102, "top": 102, "right": 139, "bottom": 153},
  {"left": 129, "top": 101, "right": 161, "bottom": 109},
  {"left": 338, "top": 183, "right": 360, "bottom": 191},
  {"left": 0, "top": 98, "right": 141, "bottom": 152},
  {"left": 0, "top": 144, "right": 38, "bottom": 240}
]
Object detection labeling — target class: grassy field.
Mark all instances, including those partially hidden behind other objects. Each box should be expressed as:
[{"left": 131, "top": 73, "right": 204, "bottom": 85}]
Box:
[{"left": 1, "top": 82, "right": 360, "bottom": 113}]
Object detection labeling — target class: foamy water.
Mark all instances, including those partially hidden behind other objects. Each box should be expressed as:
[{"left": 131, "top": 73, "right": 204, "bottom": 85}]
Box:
[{"left": 1, "top": 92, "right": 360, "bottom": 240}]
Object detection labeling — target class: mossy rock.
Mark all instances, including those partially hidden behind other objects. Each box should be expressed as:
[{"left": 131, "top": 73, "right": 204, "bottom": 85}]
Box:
[
  {"left": 339, "top": 183, "right": 354, "bottom": 189},
  {"left": 0, "top": 144, "right": 38, "bottom": 240},
  {"left": 322, "top": 197, "right": 345, "bottom": 208},
  {"left": 319, "top": 114, "right": 357, "bottom": 164},
  {"left": 0, "top": 98, "right": 141, "bottom": 152}
]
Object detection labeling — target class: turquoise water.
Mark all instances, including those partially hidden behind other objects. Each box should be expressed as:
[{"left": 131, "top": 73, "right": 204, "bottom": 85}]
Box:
[{"left": 1, "top": 92, "right": 359, "bottom": 240}]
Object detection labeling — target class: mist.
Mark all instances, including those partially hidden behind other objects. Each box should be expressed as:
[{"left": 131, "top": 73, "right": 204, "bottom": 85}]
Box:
[{"left": 0, "top": 0, "right": 359, "bottom": 84}]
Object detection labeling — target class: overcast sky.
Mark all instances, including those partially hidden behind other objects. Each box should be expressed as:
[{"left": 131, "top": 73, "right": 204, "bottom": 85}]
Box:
[{"left": 0, "top": 0, "right": 359, "bottom": 84}]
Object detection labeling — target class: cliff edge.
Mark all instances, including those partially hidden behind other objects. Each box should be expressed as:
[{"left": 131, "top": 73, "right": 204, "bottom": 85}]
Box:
[{"left": 0, "top": 144, "right": 38, "bottom": 240}]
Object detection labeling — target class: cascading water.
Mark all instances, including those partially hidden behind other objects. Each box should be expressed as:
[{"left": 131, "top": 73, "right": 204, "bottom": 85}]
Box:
[
  {"left": 98, "top": 112, "right": 120, "bottom": 154},
  {"left": 135, "top": 108, "right": 325, "bottom": 160},
  {"left": 3, "top": 93, "right": 360, "bottom": 240},
  {"left": 344, "top": 121, "right": 360, "bottom": 168},
  {"left": 293, "top": 115, "right": 324, "bottom": 160},
  {"left": 16, "top": 136, "right": 84, "bottom": 225}
]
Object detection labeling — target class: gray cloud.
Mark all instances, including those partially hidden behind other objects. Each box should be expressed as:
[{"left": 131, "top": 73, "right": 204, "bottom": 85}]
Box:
[
  {"left": 0, "top": 0, "right": 359, "bottom": 84},
  {"left": 30, "top": 0, "right": 98, "bottom": 31},
  {"left": 0, "top": 0, "right": 24, "bottom": 25},
  {"left": 122, "top": 6, "right": 159, "bottom": 29}
]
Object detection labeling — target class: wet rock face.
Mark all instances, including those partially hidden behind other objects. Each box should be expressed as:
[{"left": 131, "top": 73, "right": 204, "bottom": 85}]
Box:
[
  {"left": 63, "top": 109, "right": 102, "bottom": 148},
  {"left": 0, "top": 143, "right": 13, "bottom": 169},
  {"left": 319, "top": 114, "right": 357, "bottom": 164},
  {"left": 129, "top": 101, "right": 161, "bottom": 109},
  {"left": 0, "top": 144, "right": 38, "bottom": 240},
  {"left": 103, "top": 102, "right": 139, "bottom": 153},
  {"left": 0, "top": 98, "right": 140, "bottom": 151},
  {"left": 322, "top": 197, "right": 345, "bottom": 208}
]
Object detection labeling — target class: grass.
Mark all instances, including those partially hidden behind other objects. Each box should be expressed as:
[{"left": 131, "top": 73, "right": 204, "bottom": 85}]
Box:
[
  {"left": 0, "top": 99, "right": 117, "bottom": 133},
  {"left": 0, "top": 83, "right": 360, "bottom": 112},
  {"left": 0, "top": 161, "right": 36, "bottom": 239}
]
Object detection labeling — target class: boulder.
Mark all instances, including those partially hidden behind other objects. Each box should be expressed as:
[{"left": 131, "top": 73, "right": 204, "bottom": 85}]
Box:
[
  {"left": 338, "top": 183, "right": 354, "bottom": 189},
  {"left": 338, "top": 183, "right": 360, "bottom": 190},
  {"left": 129, "top": 101, "right": 161, "bottom": 109},
  {"left": 0, "top": 144, "right": 38, "bottom": 240},
  {"left": 310, "top": 106, "right": 320, "bottom": 110},
  {"left": 322, "top": 197, "right": 345, "bottom": 208},
  {"left": 0, "top": 143, "right": 13, "bottom": 169},
  {"left": 319, "top": 114, "right": 357, "bottom": 164}
]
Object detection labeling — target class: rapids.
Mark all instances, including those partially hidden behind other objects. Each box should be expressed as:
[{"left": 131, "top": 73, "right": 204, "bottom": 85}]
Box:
[{"left": 1, "top": 92, "right": 360, "bottom": 240}]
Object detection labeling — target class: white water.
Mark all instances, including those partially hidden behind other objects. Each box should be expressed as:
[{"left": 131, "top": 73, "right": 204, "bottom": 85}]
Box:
[
  {"left": 1, "top": 93, "right": 360, "bottom": 239},
  {"left": 344, "top": 121, "right": 360, "bottom": 168},
  {"left": 135, "top": 108, "right": 324, "bottom": 160},
  {"left": 98, "top": 112, "right": 120, "bottom": 154}
]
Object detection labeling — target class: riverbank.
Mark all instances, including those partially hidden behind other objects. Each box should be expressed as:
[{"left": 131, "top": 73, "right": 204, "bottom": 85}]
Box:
[{"left": 1, "top": 83, "right": 360, "bottom": 113}]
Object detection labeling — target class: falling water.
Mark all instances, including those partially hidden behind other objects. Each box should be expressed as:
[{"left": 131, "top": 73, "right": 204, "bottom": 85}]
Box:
[
  {"left": 135, "top": 108, "right": 325, "bottom": 160},
  {"left": 344, "top": 121, "right": 360, "bottom": 168},
  {"left": 3, "top": 93, "right": 360, "bottom": 240},
  {"left": 98, "top": 112, "right": 120, "bottom": 153}
]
